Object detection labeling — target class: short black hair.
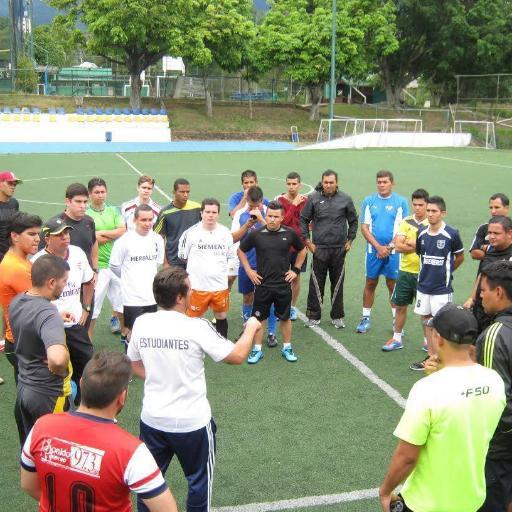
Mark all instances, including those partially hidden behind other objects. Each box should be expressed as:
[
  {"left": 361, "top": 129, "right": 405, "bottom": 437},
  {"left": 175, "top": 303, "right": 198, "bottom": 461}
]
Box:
[
  {"left": 247, "top": 186, "right": 263, "bottom": 203},
  {"left": 87, "top": 177, "right": 107, "bottom": 192},
  {"left": 241, "top": 170, "right": 257, "bottom": 181},
  {"left": 286, "top": 171, "right": 301, "bottom": 182},
  {"left": 65, "top": 183, "right": 88, "bottom": 199},
  {"left": 31, "top": 254, "right": 70, "bottom": 288},
  {"left": 8, "top": 212, "right": 42, "bottom": 246},
  {"left": 490, "top": 193, "right": 509, "bottom": 207},
  {"left": 376, "top": 170, "right": 394, "bottom": 181},
  {"left": 153, "top": 267, "right": 189, "bottom": 309},
  {"left": 173, "top": 178, "right": 189, "bottom": 191},
  {"left": 267, "top": 200, "right": 283, "bottom": 212},
  {"left": 488, "top": 216, "right": 512, "bottom": 231},
  {"left": 480, "top": 260, "right": 512, "bottom": 302},
  {"left": 427, "top": 195, "right": 446, "bottom": 211},
  {"left": 201, "top": 198, "right": 220, "bottom": 212},
  {"left": 411, "top": 188, "right": 429, "bottom": 201},
  {"left": 322, "top": 169, "right": 338, "bottom": 182},
  {"left": 134, "top": 203, "right": 153, "bottom": 219},
  {"left": 81, "top": 352, "right": 132, "bottom": 409}
]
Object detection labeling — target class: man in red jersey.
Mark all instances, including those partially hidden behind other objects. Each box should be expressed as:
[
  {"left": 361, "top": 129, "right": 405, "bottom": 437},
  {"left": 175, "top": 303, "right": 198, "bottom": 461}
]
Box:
[
  {"left": 276, "top": 172, "right": 308, "bottom": 320},
  {"left": 20, "top": 351, "right": 177, "bottom": 512}
]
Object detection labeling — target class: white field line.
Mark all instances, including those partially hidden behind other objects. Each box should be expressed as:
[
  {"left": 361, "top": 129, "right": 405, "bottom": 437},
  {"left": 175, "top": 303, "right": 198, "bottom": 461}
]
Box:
[
  {"left": 399, "top": 150, "right": 512, "bottom": 169},
  {"left": 18, "top": 199, "right": 63, "bottom": 206},
  {"left": 118, "top": 152, "right": 394, "bottom": 510},
  {"left": 213, "top": 488, "right": 379, "bottom": 512}
]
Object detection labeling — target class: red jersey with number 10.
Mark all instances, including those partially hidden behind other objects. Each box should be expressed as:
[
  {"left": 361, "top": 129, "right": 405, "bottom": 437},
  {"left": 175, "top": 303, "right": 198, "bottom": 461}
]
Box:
[{"left": 21, "top": 411, "right": 167, "bottom": 512}]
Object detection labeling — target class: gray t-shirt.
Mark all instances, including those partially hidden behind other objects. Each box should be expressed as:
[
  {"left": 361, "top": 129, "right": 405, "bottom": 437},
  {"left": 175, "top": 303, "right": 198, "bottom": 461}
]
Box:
[{"left": 10, "top": 294, "right": 67, "bottom": 395}]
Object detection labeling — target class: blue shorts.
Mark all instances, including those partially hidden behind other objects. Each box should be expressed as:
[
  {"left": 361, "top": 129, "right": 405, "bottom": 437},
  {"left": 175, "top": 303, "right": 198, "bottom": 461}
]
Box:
[
  {"left": 365, "top": 252, "right": 399, "bottom": 280},
  {"left": 238, "top": 267, "right": 255, "bottom": 294}
]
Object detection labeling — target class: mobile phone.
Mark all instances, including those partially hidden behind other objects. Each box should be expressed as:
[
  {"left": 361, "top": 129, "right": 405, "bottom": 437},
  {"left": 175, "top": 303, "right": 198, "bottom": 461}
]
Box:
[{"left": 250, "top": 214, "right": 257, "bottom": 220}]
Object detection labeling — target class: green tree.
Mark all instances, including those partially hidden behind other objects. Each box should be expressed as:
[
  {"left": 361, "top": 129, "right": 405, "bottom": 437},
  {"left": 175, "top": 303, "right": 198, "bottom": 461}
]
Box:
[
  {"left": 49, "top": 0, "right": 194, "bottom": 108},
  {"left": 258, "top": 0, "right": 397, "bottom": 120},
  {"left": 16, "top": 54, "right": 38, "bottom": 93},
  {"left": 33, "top": 24, "right": 83, "bottom": 67}
]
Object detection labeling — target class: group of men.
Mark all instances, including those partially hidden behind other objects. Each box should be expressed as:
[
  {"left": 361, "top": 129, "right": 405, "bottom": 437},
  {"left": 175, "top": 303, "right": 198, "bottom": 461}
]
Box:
[{"left": 1, "top": 165, "right": 512, "bottom": 512}]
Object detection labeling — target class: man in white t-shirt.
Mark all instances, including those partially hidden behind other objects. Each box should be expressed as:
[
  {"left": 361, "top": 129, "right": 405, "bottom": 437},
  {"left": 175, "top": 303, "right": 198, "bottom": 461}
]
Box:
[
  {"left": 121, "top": 175, "right": 161, "bottom": 231},
  {"left": 178, "top": 198, "right": 235, "bottom": 338},
  {"left": 33, "top": 218, "right": 95, "bottom": 402},
  {"left": 110, "top": 204, "right": 164, "bottom": 343},
  {"left": 128, "top": 266, "right": 261, "bottom": 512}
]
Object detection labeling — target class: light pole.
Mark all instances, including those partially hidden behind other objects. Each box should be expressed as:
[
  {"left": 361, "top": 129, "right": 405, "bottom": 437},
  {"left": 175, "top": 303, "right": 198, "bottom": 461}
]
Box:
[{"left": 329, "top": 0, "right": 336, "bottom": 120}]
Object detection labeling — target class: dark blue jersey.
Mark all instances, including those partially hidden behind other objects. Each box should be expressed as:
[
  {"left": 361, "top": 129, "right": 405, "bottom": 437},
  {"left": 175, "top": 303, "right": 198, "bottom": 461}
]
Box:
[{"left": 416, "top": 223, "right": 464, "bottom": 295}]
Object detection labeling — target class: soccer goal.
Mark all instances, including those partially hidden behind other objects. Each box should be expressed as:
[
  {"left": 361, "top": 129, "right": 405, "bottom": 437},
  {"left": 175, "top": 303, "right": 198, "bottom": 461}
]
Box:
[
  {"left": 453, "top": 120, "right": 496, "bottom": 149},
  {"left": 316, "top": 118, "right": 423, "bottom": 143}
]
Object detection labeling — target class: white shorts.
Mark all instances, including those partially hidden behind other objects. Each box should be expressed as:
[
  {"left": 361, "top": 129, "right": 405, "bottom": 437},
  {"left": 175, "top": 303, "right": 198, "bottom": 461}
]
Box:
[
  {"left": 92, "top": 268, "right": 123, "bottom": 319},
  {"left": 227, "top": 257, "right": 239, "bottom": 277},
  {"left": 414, "top": 291, "right": 452, "bottom": 317}
]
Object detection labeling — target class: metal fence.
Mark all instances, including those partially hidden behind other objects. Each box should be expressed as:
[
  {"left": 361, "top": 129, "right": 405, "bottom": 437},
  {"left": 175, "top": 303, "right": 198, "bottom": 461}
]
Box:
[{"left": 0, "top": 67, "right": 309, "bottom": 105}]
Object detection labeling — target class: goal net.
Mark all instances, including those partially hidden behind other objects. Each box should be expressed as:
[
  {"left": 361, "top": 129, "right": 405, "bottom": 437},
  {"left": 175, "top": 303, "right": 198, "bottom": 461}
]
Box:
[
  {"left": 453, "top": 120, "right": 496, "bottom": 149},
  {"left": 317, "top": 118, "right": 423, "bottom": 143}
]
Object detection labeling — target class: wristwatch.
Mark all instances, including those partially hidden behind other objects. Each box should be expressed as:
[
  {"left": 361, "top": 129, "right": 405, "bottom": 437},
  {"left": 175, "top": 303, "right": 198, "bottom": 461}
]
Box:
[
  {"left": 292, "top": 266, "right": 301, "bottom": 275},
  {"left": 83, "top": 304, "right": 92, "bottom": 313}
]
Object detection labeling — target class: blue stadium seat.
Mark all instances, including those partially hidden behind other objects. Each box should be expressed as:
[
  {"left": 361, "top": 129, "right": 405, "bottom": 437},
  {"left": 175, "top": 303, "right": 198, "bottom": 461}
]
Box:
[
  {"left": 57, "top": 107, "right": 66, "bottom": 115},
  {"left": 2, "top": 107, "right": 11, "bottom": 114},
  {"left": 142, "top": 108, "right": 149, "bottom": 115},
  {"left": 86, "top": 107, "right": 95, "bottom": 115},
  {"left": 31, "top": 107, "right": 40, "bottom": 114},
  {"left": 123, "top": 108, "right": 131, "bottom": 115},
  {"left": 105, "top": 108, "right": 113, "bottom": 115},
  {"left": 159, "top": 108, "right": 167, "bottom": 115},
  {"left": 13, "top": 107, "right": 20, "bottom": 114},
  {"left": 132, "top": 108, "right": 141, "bottom": 115},
  {"left": 49, "top": 108, "right": 57, "bottom": 114},
  {"left": 150, "top": 108, "right": 158, "bottom": 115},
  {"left": 75, "top": 108, "right": 83, "bottom": 114},
  {"left": 96, "top": 108, "right": 103, "bottom": 115},
  {"left": 113, "top": 108, "right": 122, "bottom": 115}
]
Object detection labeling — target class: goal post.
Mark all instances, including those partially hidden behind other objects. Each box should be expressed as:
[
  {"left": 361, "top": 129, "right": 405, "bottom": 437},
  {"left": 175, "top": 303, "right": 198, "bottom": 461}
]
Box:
[
  {"left": 453, "top": 120, "right": 496, "bottom": 149},
  {"left": 317, "top": 118, "right": 423, "bottom": 143}
]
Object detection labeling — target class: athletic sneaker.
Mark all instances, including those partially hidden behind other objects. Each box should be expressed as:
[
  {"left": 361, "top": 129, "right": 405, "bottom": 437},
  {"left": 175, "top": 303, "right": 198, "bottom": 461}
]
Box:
[
  {"left": 281, "top": 346, "right": 298, "bottom": 362},
  {"left": 110, "top": 316, "right": 121, "bottom": 334},
  {"left": 120, "top": 334, "right": 128, "bottom": 347},
  {"left": 382, "top": 339, "right": 404, "bottom": 352},
  {"left": 409, "top": 356, "right": 429, "bottom": 371},
  {"left": 267, "top": 334, "right": 277, "bottom": 348},
  {"left": 331, "top": 318, "right": 346, "bottom": 329},
  {"left": 290, "top": 307, "right": 298, "bottom": 321},
  {"left": 0, "top": 338, "right": 4, "bottom": 353},
  {"left": 356, "top": 317, "right": 371, "bottom": 333},
  {"left": 247, "top": 349, "right": 264, "bottom": 364},
  {"left": 0, "top": 376, "right": 4, "bottom": 385},
  {"left": 304, "top": 318, "right": 320, "bottom": 328},
  {"left": 421, "top": 342, "right": 428, "bottom": 352}
]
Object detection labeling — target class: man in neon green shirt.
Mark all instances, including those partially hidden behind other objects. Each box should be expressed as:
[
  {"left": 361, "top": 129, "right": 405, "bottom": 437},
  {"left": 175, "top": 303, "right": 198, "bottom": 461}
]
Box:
[
  {"left": 379, "top": 303, "right": 505, "bottom": 512},
  {"left": 86, "top": 178, "right": 126, "bottom": 339}
]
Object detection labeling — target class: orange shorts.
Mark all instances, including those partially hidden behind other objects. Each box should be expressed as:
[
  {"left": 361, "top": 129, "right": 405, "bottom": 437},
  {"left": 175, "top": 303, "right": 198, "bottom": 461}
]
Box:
[{"left": 187, "top": 289, "right": 230, "bottom": 317}]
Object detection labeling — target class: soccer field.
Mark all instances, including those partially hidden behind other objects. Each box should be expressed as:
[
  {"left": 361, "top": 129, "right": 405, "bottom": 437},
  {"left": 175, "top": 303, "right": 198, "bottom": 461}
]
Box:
[{"left": 0, "top": 146, "right": 511, "bottom": 511}]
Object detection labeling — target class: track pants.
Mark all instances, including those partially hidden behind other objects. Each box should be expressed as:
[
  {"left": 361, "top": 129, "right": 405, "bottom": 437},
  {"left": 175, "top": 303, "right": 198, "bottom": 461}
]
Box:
[{"left": 306, "top": 247, "right": 346, "bottom": 321}]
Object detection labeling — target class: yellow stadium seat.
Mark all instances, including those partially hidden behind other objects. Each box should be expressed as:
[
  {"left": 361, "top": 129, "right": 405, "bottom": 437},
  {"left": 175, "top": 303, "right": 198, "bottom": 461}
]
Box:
[{"left": 49, "top": 114, "right": 57, "bottom": 122}]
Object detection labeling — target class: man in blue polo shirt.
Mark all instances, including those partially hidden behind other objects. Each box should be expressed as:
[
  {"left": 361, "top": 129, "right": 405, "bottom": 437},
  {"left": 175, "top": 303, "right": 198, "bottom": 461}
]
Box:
[
  {"left": 409, "top": 195, "right": 464, "bottom": 370},
  {"left": 357, "top": 170, "right": 408, "bottom": 333}
]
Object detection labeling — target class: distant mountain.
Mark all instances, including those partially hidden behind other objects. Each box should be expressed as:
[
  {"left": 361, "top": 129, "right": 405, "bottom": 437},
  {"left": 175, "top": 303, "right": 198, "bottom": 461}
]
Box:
[{"left": 0, "top": 0, "right": 269, "bottom": 25}]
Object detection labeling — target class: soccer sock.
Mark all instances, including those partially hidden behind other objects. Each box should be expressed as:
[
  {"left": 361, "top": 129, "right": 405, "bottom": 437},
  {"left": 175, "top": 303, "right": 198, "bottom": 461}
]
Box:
[
  {"left": 242, "top": 304, "right": 252, "bottom": 322},
  {"left": 391, "top": 308, "right": 396, "bottom": 319},
  {"left": 254, "top": 344, "right": 262, "bottom": 352},
  {"left": 215, "top": 319, "right": 228, "bottom": 338},
  {"left": 362, "top": 307, "right": 371, "bottom": 318},
  {"left": 283, "top": 342, "right": 291, "bottom": 349},
  {"left": 393, "top": 332, "right": 403, "bottom": 343},
  {"left": 267, "top": 305, "right": 277, "bottom": 335}
]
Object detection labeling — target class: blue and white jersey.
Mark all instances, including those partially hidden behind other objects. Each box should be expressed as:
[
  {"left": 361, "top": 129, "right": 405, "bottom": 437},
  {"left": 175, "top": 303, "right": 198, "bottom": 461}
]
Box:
[
  {"left": 231, "top": 204, "right": 267, "bottom": 268},
  {"left": 361, "top": 193, "right": 408, "bottom": 252},
  {"left": 416, "top": 222, "right": 464, "bottom": 295},
  {"left": 228, "top": 191, "right": 269, "bottom": 215}
]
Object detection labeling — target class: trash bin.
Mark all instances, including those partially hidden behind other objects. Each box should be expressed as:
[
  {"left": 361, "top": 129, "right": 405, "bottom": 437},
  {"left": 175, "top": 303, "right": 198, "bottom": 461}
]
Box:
[{"left": 105, "top": 131, "right": 112, "bottom": 142}]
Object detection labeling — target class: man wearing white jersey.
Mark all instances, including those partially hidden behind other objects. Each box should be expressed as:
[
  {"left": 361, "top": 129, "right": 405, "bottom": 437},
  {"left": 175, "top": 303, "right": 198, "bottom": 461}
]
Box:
[
  {"left": 128, "top": 266, "right": 261, "bottom": 512},
  {"left": 178, "top": 198, "right": 235, "bottom": 338},
  {"left": 110, "top": 204, "right": 164, "bottom": 343},
  {"left": 121, "top": 175, "right": 161, "bottom": 231},
  {"left": 32, "top": 218, "right": 95, "bottom": 403}
]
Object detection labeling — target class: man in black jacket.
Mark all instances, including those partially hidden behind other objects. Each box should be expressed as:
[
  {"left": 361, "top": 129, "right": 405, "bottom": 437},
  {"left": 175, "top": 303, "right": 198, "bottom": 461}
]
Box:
[
  {"left": 300, "top": 170, "right": 358, "bottom": 328},
  {"left": 476, "top": 260, "right": 512, "bottom": 512}
]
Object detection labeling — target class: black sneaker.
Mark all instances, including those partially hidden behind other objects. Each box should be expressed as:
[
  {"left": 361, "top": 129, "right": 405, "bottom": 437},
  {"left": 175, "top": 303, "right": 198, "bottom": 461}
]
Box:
[
  {"left": 409, "top": 357, "right": 429, "bottom": 371},
  {"left": 267, "top": 334, "right": 277, "bottom": 348}
]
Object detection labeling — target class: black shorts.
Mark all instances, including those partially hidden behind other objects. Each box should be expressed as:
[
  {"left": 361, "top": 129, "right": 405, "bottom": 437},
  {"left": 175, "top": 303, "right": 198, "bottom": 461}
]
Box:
[
  {"left": 65, "top": 324, "right": 93, "bottom": 385},
  {"left": 252, "top": 284, "right": 292, "bottom": 321},
  {"left": 124, "top": 304, "right": 158, "bottom": 330},
  {"left": 289, "top": 251, "right": 308, "bottom": 273},
  {"left": 478, "top": 457, "right": 512, "bottom": 512}
]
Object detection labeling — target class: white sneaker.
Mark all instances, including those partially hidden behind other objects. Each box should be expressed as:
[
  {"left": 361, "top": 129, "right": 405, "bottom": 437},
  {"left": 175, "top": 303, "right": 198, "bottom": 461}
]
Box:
[
  {"left": 331, "top": 318, "right": 346, "bottom": 329},
  {"left": 304, "top": 318, "right": 320, "bottom": 328}
]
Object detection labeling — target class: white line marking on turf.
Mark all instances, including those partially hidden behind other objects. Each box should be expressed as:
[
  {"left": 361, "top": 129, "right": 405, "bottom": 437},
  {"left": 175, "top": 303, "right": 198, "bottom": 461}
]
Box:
[
  {"left": 297, "top": 310, "right": 406, "bottom": 409},
  {"left": 115, "top": 153, "right": 172, "bottom": 202},
  {"left": 22, "top": 172, "right": 134, "bottom": 182},
  {"left": 399, "top": 150, "right": 512, "bottom": 169},
  {"left": 18, "top": 199, "right": 63, "bottom": 206},
  {"left": 213, "top": 487, "right": 379, "bottom": 512}
]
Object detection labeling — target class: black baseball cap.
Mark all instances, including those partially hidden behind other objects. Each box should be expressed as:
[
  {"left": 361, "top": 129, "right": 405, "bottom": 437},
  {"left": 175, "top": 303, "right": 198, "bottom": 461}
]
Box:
[
  {"left": 42, "top": 218, "right": 74, "bottom": 236},
  {"left": 427, "top": 303, "right": 478, "bottom": 344}
]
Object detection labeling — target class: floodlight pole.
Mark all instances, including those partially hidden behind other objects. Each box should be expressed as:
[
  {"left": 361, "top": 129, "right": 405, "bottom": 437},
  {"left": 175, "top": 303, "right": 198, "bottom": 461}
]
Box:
[{"left": 329, "top": 0, "right": 337, "bottom": 120}]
